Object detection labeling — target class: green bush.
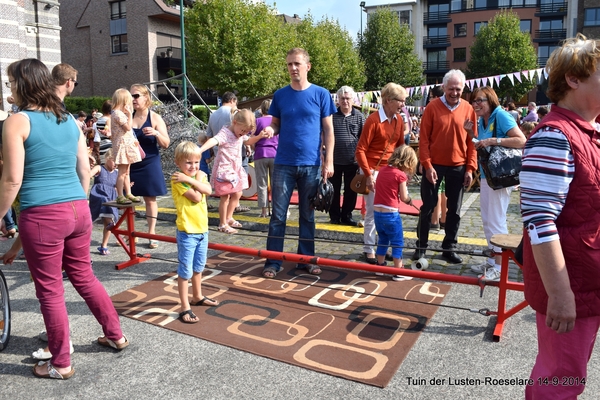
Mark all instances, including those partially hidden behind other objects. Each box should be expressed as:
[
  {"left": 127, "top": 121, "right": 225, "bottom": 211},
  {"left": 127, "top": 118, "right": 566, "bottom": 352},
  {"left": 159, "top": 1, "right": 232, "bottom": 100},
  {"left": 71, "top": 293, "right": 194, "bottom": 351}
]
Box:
[
  {"left": 191, "top": 105, "right": 216, "bottom": 124},
  {"left": 64, "top": 97, "right": 111, "bottom": 115}
]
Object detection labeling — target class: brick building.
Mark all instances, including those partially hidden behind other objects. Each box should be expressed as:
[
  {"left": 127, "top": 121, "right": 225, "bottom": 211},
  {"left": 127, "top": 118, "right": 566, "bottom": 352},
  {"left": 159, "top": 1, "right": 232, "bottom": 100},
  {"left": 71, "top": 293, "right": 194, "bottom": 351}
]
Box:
[
  {"left": 0, "top": 0, "right": 61, "bottom": 112},
  {"left": 59, "top": 0, "right": 183, "bottom": 98}
]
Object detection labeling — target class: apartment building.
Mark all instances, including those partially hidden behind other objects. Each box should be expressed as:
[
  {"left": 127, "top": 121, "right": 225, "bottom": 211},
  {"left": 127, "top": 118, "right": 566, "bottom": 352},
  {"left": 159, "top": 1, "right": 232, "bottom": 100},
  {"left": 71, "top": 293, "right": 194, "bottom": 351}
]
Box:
[
  {"left": 0, "top": 0, "right": 61, "bottom": 112},
  {"left": 59, "top": 0, "right": 183, "bottom": 98},
  {"left": 364, "top": 0, "right": 586, "bottom": 104}
]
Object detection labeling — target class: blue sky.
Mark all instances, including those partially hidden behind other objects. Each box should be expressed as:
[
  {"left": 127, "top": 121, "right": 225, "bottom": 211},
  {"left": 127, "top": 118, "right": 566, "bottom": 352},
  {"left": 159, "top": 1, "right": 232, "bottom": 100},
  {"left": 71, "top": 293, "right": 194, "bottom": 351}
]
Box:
[{"left": 264, "top": 0, "right": 393, "bottom": 40}]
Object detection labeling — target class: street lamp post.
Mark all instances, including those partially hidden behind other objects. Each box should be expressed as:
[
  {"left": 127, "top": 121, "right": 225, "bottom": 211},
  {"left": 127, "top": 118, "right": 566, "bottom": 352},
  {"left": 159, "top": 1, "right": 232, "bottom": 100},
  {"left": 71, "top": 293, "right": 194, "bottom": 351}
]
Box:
[{"left": 360, "top": 1, "right": 366, "bottom": 39}]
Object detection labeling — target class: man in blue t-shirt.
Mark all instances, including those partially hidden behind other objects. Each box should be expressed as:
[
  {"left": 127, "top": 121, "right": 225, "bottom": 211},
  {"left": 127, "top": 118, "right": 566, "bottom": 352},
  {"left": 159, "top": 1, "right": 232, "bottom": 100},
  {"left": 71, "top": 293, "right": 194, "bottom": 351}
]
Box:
[{"left": 261, "top": 48, "right": 336, "bottom": 278}]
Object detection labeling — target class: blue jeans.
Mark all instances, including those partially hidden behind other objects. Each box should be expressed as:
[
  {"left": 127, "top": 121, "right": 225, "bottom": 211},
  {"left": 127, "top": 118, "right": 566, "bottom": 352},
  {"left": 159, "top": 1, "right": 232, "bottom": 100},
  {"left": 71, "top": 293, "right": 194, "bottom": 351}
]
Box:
[
  {"left": 264, "top": 164, "right": 320, "bottom": 271},
  {"left": 374, "top": 211, "right": 404, "bottom": 259},
  {"left": 3, "top": 207, "right": 17, "bottom": 231},
  {"left": 176, "top": 230, "right": 208, "bottom": 279}
]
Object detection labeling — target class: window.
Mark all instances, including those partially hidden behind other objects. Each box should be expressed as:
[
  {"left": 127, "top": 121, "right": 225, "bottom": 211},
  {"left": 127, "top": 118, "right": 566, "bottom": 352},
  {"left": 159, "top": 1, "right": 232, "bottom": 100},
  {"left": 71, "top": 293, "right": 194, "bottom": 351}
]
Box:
[
  {"left": 584, "top": 8, "right": 600, "bottom": 26},
  {"left": 454, "top": 48, "right": 466, "bottom": 62},
  {"left": 397, "top": 10, "right": 411, "bottom": 25},
  {"left": 427, "top": 50, "right": 447, "bottom": 64},
  {"left": 429, "top": 3, "right": 450, "bottom": 14},
  {"left": 520, "top": 19, "right": 531, "bottom": 33},
  {"left": 539, "top": 19, "right": 563, "bottom": 31},
  {"left": 499, "top": 0, "right": 527, "bottom": 6},
  {"left": 475, "top": 0, "right": 488, "bottom": 9},
  {"left": 110, "top": 1, "right": 127, "bottom": 54},
  {"left": 110, "top": 1, "right": 126, "bottom": 20},
  {"left": 451, "top": 0, "right": 462, "bottom": 12},
  {"left": 474, "top": 22, "right": 487, "bottom": 35},
  {"left": 157, "top": 33, "right": 181, "bottom": 48},
  {"left": 538, "top": 45, "right": 558, "bottom": 65},
  {"left": 454, "top": 23, "right": 467, "bottom": 37},
  {"left": 112, "top": 34, "right": 128, "bottom": 53},
  {"left": 428, "top": 26, "right": 447, "bottom": 37}
]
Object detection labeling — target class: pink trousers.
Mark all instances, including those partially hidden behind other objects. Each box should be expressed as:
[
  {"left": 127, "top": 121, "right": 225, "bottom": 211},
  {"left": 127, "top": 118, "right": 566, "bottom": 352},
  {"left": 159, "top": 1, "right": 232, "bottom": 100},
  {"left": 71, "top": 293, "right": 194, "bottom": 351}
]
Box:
[
  {"left": 20, "top": 200, "right": 123, "bottom": 368},
  {"left": 525, "top": 312, "right": 600, "bottom": 399}
]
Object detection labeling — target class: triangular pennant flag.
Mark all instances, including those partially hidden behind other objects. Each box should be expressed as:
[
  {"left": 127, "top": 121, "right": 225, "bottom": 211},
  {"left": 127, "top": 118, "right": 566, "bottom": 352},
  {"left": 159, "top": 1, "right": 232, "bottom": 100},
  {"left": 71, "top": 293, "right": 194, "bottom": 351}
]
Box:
[
  {"left": 482, "top": 77, "right": 488, "bottom": 87},
  {"left": 476, "top": 78, "right": 482, "bottom": 87},
  {"left": 514, "top": 72, "right": 522, "bottom": 83},
  {"left": 495, "top": 75, "right": 501, "bottom": 86},
  {"left": 523, "top": 70, "right": 530, "bottom": 81},
  {"left": 507, "top": 74, "right": 514, "bottom": 85}
]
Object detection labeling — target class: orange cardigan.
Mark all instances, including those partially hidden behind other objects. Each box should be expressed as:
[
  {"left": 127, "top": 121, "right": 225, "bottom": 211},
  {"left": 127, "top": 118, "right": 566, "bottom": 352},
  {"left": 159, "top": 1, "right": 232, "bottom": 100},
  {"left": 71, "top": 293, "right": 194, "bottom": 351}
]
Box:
[
  {"left": 419, "top": 98, "right": 477, "bottom": 173},
  {"left": 355, "top": 111, "right": 405, "bottom": 177}
]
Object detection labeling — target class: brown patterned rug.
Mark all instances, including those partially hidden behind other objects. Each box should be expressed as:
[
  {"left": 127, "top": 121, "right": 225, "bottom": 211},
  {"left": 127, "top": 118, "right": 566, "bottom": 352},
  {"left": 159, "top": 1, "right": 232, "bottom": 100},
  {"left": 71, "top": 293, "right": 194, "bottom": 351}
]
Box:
[{"left": 111, "top": 252, "right": 450, "bottom": 387}]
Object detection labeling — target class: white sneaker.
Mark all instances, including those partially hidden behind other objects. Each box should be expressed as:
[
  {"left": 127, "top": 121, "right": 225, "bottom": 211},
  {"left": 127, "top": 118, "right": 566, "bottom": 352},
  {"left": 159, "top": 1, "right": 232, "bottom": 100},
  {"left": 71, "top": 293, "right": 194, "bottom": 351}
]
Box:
[
  {"left": 480, "top": 268, "right": 501, "bottom": 282},
  {"left": 32, "top": 340, "right": 74, "bottom": 360},
  {"left": 392, "top": 274, "right": 413, "bottom": 281},
  {"left": 471, "top": 262, "right": 492, "bottom": 274}
]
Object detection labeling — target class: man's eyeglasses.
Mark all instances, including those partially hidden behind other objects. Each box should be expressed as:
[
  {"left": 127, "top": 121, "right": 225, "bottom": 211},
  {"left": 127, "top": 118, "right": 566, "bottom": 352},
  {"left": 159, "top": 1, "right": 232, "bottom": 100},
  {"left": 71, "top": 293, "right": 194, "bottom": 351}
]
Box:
[
  {"left": 132, "top": 94, "right": 142, "bottom": 99},
  {"left": 472, "top": 98, "right": 488, "bottom": 105},
  {"left": 70, "top": 78, "right": 78, "bottom": 87}
]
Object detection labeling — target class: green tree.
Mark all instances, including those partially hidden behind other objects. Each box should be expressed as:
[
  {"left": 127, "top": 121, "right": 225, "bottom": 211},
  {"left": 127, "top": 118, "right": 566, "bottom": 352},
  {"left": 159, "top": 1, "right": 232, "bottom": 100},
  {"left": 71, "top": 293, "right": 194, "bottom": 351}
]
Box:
[
  {"left": 467, "top": 10, "right": 538, "bottom": 102},
  {"left": 185, "top": 0, "right": 291, "bottom": 98},
  {"left": 358, "top": 8, "right": 423, "bottom": 92}
]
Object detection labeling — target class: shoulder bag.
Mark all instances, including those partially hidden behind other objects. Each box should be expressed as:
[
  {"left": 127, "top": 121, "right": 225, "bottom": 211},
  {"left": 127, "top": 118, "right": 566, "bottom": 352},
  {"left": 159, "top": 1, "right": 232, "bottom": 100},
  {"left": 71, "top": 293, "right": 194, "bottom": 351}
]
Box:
[
  {"left": 351, "top": 126, "right": 399, "bottom": 195},
  {"left": 477, "top": 120, "right": 521, "bottom": 190}
]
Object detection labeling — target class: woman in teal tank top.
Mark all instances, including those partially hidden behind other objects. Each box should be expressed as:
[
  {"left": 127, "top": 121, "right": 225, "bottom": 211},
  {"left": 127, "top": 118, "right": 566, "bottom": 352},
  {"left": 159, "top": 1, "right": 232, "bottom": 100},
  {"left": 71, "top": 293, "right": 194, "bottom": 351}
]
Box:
[{"left": 0, "top": 59, "right": 128, "bottom": 380}]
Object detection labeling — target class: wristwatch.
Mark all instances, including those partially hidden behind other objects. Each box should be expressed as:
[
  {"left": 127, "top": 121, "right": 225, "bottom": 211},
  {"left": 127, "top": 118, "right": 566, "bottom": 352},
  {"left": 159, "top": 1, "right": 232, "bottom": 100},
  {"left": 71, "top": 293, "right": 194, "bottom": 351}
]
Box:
[{"left": 496, "top": 137, "right": 501, "bottom": 145}]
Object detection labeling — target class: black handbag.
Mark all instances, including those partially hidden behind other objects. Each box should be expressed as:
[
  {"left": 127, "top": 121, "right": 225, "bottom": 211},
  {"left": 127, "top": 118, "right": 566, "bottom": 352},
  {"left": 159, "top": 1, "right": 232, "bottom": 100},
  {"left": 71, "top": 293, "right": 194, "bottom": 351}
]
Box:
[{"left": 477, "top": 120, "right": 522, "bottom": 190}]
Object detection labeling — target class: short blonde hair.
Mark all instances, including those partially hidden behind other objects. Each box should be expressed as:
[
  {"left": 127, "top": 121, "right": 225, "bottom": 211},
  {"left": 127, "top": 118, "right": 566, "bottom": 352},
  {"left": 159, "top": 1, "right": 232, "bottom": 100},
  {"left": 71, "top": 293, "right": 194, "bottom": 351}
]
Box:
[
  {"left": 232, "top": 109, "right": 256, "bottom": 132},
  {"left": 546, "top": 34, "right": 600, "bottom": 103},
  {"left": 381, "top": 82, "right": 407, "bottom": 103},
  {"left": 174, "top": 141, "right": 202, "bottom": 164}
]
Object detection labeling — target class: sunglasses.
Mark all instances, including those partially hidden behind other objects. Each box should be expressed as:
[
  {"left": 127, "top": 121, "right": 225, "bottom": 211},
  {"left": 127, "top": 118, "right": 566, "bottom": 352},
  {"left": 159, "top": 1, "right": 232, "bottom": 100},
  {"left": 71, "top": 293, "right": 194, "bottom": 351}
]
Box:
[
  {"left": 132, "top": 94, "right": 142, "bottom": 99},
  {"left": 70, "top": 78, "right": 78, "bottom": 87}
]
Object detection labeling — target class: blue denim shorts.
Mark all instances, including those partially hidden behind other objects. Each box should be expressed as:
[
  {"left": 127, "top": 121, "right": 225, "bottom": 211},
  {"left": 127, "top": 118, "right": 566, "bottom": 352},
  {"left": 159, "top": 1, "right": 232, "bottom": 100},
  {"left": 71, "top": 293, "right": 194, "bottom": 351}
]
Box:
[{"left": 176, "top": 230, "right": 208, "bottom": 280}]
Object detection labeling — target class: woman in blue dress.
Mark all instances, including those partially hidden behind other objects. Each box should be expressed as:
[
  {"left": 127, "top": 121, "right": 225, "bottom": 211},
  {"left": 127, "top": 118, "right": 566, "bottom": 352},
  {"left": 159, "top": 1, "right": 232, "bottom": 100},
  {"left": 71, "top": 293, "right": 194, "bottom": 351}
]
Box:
[{"left": 129, "top": 84, "right": 170, "bottom": 249}]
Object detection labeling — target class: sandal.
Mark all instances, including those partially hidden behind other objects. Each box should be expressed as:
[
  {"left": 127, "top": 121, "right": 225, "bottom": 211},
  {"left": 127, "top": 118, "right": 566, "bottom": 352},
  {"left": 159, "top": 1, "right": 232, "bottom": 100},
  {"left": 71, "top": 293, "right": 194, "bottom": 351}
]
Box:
[
  {"left": 33, "top": 361, "right": 75, "bottom": 380},
  {"left": 126, "top": 194, "right": 141, "bottom": 203},
  {"left": 190, "top": 296, "right": 219, "bottom": 307},
  {"left": 116, "top": 195, "right": 132, "bottom": 205},
  {"left": 227, "top": 219, "right": 242, "bottom": 228},
  {"left": 234, "top": 205, "right": 250, "bottom": 213},
  {"left": 97, "top": 334, "right": 129, "bottom": 351},
  {"left": 218, "top": 224, "right": 238, "bottom": 234},
  {"left": 32, "top": 341, "right": 74, "bottom": 360},
  {"left": 305, "top": 264, "right": 322, "bottom": 275},
  {"left": 178, "top": 309, "right": 199, "bottom": 324},
  {"left": 262, "top": 266, "right": 280, "bottom": 279},
  {"left": 148, "top": 240, "right": 158, "bottom": 249},
  {"left": 97, "top": 246, "right": 110, "bottom": 255}
]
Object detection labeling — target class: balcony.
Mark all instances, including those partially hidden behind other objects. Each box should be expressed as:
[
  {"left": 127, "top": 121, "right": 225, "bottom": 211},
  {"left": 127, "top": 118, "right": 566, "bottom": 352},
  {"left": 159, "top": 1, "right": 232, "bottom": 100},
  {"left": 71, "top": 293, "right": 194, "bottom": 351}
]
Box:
[
  {"left": 535, "top": 2, "right": 567, "bottom": 17},
  {"left": 156, "top": 46, "right": 182, "bottom": 72},
  {"left": 423, "top": 11, "right": 451, "bottom": 25},
  {"left": 423, "top": 61, "right": 450, "bottom": 74},
  {"left": 537, "top": 57, "right": 549, "bottom": 67},
  {"left": 423, "top": 35, "right": 450, "bottom": 48},
  {"left": 533, "top": 29, "right": 566, "bottom": 43}
]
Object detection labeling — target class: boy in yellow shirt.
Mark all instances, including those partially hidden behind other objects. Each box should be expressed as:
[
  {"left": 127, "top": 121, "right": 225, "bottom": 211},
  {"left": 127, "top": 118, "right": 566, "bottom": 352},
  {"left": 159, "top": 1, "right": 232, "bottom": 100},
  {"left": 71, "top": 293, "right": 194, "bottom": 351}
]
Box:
[{"left": 171, "top": 141, "right": 219, "bottom": 324}]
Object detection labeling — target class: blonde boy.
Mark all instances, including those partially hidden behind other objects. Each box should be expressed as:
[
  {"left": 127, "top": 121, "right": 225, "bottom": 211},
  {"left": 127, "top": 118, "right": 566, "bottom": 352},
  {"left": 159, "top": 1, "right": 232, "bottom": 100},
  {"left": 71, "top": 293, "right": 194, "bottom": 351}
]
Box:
[{"left": 171, "top": 141, "right": 218, "bottom": 324}]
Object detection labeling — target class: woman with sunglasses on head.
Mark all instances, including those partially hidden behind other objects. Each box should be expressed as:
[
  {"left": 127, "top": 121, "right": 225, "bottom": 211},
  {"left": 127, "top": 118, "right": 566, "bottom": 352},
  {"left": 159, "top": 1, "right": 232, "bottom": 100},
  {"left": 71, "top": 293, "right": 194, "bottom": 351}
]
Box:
[
  {"left": 129, "top": 84, "right": 170, "bottom": 249},
  {"left": 463, "top": 87, "right": 526, "bottom": 282},
  {"left": 0, "top": 58, "right": 128, "bottom": 380}
]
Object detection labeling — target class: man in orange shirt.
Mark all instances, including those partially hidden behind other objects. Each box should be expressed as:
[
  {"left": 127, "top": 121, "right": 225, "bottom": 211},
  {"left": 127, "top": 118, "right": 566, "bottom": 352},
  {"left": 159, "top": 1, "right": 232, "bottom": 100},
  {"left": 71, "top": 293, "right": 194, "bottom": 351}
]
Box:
[{"left": 412, "top": 70, "right": 477, "bottom": 263}]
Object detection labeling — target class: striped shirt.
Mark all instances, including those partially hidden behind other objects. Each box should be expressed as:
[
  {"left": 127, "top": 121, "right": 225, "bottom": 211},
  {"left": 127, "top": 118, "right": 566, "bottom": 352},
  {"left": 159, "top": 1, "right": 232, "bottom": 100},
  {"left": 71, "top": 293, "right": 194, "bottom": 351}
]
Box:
[
  {"left": 520, "top": 126, "right": 574, "bottom": 244},
  {"left": 332, "top": 108, "right": 366, "bottom": 165}
]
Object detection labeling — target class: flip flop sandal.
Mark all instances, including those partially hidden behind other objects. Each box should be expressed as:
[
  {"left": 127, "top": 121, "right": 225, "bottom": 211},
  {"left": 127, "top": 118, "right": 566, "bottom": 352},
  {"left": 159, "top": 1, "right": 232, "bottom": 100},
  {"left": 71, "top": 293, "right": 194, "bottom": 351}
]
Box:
[
  {"left": 190, "top": 296, "right": 219, "bottom": 307},
  {"left": 227, "top": 219, "right": 243, "bottom": 228},
  {"left": 97, "top": 246, "right": 110, "bottom": 255},
  {"left": 262, "top": 266, "right": 279, "bottom": 279},
  {"left": 178, "top": 309, "right": 199, "bottom": 324},
  {"left": 126, "top": 194, "right": 141, "bottom": 202},
  {"left": 218, "top": 225, "right": 238, "bottom": 234},
  {"left": 116, "top": 195, "right": 132, "bottom": 205},
  {"left": 148, "top": 240, "right": 158, "bottom": 249},
  {"left": 234, "top": 205, "right": 250, "bottom": 213},
  {"left": 32, "top": 341, "right": 74, "bottom": 360},
  {"left": 32, "top": 361, "right": 75, "bottom": 380},
  {"left": 97, "top": 335, "right": 129, "bottom": 351},
  {"left": 306, "top": 264, "right": 322, "bottom": 275}
]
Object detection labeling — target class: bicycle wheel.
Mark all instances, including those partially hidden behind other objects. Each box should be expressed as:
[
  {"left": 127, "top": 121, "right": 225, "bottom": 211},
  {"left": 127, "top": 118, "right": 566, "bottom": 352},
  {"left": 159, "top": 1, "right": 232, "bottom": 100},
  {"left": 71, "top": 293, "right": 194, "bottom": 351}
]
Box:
[{"left": 0, "top": 269, "right": 10, "bottom": 351}]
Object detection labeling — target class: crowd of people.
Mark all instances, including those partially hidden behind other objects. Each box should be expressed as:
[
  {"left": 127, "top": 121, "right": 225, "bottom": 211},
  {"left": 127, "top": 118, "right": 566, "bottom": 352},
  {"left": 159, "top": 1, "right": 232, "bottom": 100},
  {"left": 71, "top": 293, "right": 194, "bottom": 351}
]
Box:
[{"left": 2, "top": 35, "right": 599, "bottom": 397}]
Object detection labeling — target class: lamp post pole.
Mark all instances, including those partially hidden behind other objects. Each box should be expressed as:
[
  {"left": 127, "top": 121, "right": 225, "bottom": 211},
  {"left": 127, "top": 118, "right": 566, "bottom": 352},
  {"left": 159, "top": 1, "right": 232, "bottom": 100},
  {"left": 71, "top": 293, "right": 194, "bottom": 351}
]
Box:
[
  {"left": 179, "top": 0, "right": 188, "bottom": 113},
  {"left": 360, "top": 1, "right": 366, "bottom": 38}
]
